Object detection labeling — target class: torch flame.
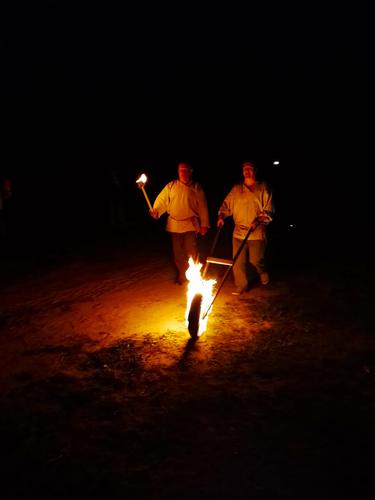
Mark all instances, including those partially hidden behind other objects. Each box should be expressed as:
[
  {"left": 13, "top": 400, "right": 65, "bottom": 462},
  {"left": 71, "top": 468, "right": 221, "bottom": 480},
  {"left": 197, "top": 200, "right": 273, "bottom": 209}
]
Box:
[
  {"left": 136, "top": 174, "right": 147, "bottom": 184},
  {"left": 185, "top": 257, "right": 216, "bottom": 336}
]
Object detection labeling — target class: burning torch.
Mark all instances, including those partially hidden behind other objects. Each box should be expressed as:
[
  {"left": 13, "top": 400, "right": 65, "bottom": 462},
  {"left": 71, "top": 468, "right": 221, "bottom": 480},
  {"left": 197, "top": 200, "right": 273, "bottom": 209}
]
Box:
[{"left": 136, "top": 174, "right": 152, "bottom": 211}]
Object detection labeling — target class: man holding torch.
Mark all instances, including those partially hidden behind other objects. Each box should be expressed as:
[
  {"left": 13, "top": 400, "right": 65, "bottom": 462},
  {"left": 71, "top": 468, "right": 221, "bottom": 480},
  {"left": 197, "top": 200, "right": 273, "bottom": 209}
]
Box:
[{"left": 149, "top": 162, "right": 209, "bottom": 285}]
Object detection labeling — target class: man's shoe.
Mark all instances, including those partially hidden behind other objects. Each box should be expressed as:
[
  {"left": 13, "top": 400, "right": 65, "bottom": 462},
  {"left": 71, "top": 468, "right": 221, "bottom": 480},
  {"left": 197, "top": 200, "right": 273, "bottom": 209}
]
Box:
[
  {"left": 232, "top": 287, "right": 246, "bottom": 296},
  {"left": 260, "top": 272, "right": 270, "bottom": 285}
]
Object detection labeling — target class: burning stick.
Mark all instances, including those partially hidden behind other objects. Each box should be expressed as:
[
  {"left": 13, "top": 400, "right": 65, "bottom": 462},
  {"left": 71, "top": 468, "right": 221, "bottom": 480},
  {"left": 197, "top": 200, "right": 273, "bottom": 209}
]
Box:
[{"left": 136, "top": 174, "right": 152, "bottom": 210}]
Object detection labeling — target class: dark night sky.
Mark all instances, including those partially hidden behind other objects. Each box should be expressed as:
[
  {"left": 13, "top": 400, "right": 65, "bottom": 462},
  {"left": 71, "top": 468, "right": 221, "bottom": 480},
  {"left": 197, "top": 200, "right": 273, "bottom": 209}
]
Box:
[{"left": 1, "top": 2, "right": 374, "bottom": 246}]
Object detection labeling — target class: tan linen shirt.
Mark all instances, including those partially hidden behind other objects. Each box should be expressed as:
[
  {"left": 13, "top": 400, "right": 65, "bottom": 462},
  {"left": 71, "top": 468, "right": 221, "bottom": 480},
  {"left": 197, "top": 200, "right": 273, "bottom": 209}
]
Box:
[
  {"left": 153, "top": 180, "right": 210, "bottom": 233},
  {"left": 218, "top": 182, "right": 273, "bottom": 240}
]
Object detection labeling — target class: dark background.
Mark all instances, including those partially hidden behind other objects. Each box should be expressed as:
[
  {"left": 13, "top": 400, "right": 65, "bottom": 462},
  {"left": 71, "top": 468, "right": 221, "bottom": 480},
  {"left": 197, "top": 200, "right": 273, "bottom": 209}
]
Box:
[
  {"left": 1, "top": 6, "right": 375, "bottom": 498},
  {"left": 1, "top": 2, "right": 374, "bottom": 259}
]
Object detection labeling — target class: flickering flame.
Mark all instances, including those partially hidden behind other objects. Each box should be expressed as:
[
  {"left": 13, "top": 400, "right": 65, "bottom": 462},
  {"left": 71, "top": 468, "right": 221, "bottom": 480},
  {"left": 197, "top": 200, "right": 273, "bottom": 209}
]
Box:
[
  {"left": 185, "top": 257, "right": 216, "bottom": 336},
  {"left": 136, "top": 174, "right": 147, "bottom": 185}
]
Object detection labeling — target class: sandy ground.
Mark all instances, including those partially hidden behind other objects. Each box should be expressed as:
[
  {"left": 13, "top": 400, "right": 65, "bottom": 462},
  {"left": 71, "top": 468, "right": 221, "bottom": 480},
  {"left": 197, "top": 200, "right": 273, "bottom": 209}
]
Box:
[{"left": 0, "top": 242, "right": 374, "bottom": 499}]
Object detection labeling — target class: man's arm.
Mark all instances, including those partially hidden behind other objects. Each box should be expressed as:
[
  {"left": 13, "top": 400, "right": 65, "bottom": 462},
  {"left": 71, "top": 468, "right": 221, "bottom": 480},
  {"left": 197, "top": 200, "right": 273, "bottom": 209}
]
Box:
[
  {"left": 217, "top": 187, "right": 234, "bottom": 227},
  {"left": 150, "top": 183, "right": 170, "bottom": 219},
  {"left": 259, "top": 185, "right": 274, "bottom": 223}
]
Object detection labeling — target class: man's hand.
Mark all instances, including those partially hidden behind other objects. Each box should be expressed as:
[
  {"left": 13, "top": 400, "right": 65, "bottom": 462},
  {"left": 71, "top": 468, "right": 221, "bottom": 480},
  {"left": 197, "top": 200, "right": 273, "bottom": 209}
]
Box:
[
  {"left": 217, "top": 217, "right": 224, "bottom": 228},
  {"left": 149, "top": 208, "right": 159, "bottom": 219},
  {"left": 256, "top": 213, "right": 272, "bottom": 225},
  {"left": 200, "top": 226, "right": 208, "bottom": 236}
]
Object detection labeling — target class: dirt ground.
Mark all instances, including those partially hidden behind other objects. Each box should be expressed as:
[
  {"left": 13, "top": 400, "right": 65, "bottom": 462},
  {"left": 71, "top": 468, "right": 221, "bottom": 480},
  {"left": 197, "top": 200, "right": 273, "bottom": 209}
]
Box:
[{"left": 1, "top": 237, "right": 374, "bottom": 499}]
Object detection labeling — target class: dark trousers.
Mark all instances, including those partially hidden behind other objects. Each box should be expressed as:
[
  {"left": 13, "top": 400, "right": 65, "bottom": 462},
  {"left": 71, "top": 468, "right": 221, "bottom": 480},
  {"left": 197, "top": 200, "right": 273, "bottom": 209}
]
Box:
[
  {"left": 170, "top": 231, "right": 198, "bottom": 282},
  {"left": 232, "top": 237, "right": 266, "bottom": 290}
]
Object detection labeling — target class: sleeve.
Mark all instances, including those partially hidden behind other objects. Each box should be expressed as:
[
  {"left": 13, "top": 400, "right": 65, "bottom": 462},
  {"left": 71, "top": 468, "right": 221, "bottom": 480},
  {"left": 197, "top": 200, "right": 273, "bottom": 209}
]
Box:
[
  {"left": 259, "top": 184, "right": 274, "bottom": 224},
  {"left": 153, "top": 183, "right": 171, "bottom": 217},
  {"left": 218, "top": 187, "right": 235, "bottom": 218},
  {"left": 262, "top": 185, "right": 274, "bottom": 217}
]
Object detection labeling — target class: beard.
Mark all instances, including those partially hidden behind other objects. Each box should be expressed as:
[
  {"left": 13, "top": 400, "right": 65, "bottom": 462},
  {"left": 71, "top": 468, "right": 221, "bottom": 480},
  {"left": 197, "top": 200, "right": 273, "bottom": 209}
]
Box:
[{"left": 244, "top": 177, "right": 255, "bottom": 186}]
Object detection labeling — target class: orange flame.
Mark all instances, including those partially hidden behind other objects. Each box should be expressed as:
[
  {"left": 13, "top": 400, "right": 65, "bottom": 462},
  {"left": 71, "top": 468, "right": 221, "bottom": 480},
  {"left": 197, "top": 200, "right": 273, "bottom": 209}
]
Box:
[{"left": 185, "top": 257, "right": 216, "bottom": 336}]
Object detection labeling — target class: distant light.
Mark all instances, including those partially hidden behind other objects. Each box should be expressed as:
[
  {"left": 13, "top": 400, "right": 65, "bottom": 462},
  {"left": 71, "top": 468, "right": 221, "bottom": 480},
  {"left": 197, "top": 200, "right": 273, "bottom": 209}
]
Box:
[
  {"left": 273, "top": 161, "right": 280, "bottom": 165},
  {"left": 289, "top": 224, "right": 296, "bottom": 228}
]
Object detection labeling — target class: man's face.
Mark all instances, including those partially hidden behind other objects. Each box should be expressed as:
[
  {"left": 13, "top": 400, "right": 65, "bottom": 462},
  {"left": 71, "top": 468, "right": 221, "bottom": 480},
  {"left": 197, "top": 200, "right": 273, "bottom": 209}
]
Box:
[
  {"left": 178, "top": 164, "right": 192, "bottom": 183},
  {"left": 243, "top": 165, "right": 256, "bottom": 182}
]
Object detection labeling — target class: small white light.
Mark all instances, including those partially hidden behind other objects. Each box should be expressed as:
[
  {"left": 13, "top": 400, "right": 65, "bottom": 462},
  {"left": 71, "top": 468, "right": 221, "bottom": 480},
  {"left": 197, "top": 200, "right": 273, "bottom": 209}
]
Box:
[
  {"left": 289, "top": 224, "right": 295, "bottom": 228},
  {"left": 273, "top": 161, "right": 280, "bottom": 165}
]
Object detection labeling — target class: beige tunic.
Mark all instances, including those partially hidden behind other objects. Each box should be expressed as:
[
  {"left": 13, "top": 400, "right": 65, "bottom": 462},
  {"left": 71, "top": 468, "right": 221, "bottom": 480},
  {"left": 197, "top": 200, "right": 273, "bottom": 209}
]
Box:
[
  {"left": 153, "top": 180, "right": 210, "bottom": 233},
  {"left": 218, "top": 182, "right": 273, "bottom": 240}
]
